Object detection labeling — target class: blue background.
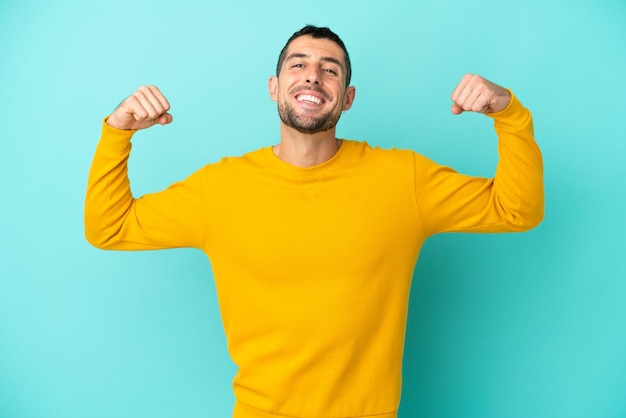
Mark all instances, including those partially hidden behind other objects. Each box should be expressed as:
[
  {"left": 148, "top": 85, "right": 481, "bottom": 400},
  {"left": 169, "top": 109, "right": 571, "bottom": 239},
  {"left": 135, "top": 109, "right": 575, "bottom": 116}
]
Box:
[{"left": 1, "top": 0, "right": 625, "bottom": 417}]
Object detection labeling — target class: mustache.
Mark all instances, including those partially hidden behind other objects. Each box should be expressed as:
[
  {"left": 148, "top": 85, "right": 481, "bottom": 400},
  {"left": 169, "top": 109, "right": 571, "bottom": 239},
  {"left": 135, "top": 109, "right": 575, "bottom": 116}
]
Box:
[{"left": 289, "top": 85, "right": 332, "bottom": 101}]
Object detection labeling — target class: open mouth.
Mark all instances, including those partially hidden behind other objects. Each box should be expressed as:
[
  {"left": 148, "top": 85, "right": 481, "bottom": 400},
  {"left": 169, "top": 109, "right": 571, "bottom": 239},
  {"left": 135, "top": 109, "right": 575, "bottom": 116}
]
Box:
[{"left": 296, "top": 94, "right": 323, "bottom": 105}]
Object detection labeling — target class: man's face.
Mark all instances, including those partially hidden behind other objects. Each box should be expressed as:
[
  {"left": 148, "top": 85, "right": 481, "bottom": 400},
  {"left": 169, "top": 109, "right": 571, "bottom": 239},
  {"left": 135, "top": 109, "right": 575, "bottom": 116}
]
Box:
[{"left": 269, "top": 36, "right": 355, "bottom": 135}]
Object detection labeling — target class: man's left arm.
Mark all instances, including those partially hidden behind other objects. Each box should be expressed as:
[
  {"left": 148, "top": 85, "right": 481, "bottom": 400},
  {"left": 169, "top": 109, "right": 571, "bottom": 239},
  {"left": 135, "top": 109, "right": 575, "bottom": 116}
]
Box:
[{"left": 415, "top": 74, "right": 544, "bottom": 236}]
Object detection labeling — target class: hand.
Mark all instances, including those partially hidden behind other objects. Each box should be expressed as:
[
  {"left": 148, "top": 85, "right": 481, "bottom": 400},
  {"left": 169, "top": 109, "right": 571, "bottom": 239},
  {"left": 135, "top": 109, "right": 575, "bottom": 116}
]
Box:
[
  {"left": 106, "top": 85, "right": 173, "bottom": 130},
  {"left": 450, "top": 74, "right": 511, "bottom": 115}
]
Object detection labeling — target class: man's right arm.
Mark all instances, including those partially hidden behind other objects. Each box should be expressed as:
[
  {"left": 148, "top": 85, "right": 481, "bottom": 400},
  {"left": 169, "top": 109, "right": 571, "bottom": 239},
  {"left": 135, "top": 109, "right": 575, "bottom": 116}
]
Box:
[{"left": 84, "top": 86, "right": 207, "bottom": 250}]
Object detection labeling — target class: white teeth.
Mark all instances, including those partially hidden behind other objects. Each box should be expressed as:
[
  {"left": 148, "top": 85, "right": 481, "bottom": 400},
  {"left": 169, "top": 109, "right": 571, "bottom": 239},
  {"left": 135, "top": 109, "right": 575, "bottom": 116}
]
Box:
[{"left": 297, "top": 94, "right": 322, "bottom": 104}]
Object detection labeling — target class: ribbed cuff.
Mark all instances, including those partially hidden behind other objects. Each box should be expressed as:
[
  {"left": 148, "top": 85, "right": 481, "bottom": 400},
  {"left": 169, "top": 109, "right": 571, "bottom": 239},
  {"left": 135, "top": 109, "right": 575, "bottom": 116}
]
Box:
[
  {"left": 96, "top": 117, "right": 137, "bottom": 157},
  {"left": 486, "top": 91, "right": 532, "bottom": 132}
]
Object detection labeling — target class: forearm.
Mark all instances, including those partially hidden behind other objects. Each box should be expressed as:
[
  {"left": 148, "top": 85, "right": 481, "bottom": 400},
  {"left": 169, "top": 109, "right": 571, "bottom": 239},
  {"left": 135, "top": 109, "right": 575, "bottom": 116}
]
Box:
[
  {"left": 84, "top": 120, "right": 137, "bottom": 248},
  {"left": 489, "top": 93, "right": 544, "bottom": 230}
]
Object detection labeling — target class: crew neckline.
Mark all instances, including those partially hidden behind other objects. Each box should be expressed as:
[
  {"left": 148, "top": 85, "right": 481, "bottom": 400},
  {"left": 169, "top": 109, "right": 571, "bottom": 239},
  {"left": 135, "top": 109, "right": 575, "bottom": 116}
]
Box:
[{"left": 261, "top": 139, "right": 353, "bottom": 179}]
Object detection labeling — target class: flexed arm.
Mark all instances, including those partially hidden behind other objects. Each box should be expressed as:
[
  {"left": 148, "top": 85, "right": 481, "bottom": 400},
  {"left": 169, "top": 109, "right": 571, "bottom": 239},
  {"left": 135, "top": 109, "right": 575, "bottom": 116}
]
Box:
[
  {"left": 85, "top": 86, "right": 207, "bottom": 250},
  {"left": 415, "top": 74, "right": 544, "bottom": 235}
]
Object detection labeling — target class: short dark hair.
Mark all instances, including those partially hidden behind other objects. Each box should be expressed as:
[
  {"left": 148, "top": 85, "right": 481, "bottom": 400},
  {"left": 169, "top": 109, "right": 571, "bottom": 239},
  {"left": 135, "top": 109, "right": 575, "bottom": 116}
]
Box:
[{"left": 276, "top": 25, "right": 352, "bottom": 87}]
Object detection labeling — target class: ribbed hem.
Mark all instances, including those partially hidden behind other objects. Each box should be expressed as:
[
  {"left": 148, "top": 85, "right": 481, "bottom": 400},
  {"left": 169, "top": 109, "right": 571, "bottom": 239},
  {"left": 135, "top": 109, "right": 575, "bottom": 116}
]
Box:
[{"left": 233, "top": 400, "right": 397, "bottom": 418}]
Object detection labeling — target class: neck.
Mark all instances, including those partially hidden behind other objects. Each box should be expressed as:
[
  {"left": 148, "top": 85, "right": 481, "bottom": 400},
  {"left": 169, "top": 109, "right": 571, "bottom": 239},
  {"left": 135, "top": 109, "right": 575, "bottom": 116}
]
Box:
[{"left": 273, "top": 124, "right": 342, "bottom": 168}]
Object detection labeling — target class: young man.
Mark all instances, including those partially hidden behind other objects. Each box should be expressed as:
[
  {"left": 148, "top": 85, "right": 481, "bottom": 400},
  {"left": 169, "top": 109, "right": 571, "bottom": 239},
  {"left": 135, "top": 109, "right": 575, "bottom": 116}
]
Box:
[{"left": 85, "top": 25, "right": 543, "bottom": 418}]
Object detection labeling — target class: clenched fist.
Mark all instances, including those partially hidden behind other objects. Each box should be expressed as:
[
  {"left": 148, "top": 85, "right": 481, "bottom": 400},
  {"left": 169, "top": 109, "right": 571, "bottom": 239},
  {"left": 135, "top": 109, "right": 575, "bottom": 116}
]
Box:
[
  {"left": 106, "top": 85, "right": 173, "bottom": 130},
  {"left": 450, "top": 74, "right": 511, "bottom": 115}
]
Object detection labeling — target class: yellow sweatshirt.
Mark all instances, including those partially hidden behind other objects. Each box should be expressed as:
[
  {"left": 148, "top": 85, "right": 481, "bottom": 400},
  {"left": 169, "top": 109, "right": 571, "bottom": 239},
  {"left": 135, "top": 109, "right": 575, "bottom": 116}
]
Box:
[{"left": 85, "top": 93, "right": 543, "bottom": 418}]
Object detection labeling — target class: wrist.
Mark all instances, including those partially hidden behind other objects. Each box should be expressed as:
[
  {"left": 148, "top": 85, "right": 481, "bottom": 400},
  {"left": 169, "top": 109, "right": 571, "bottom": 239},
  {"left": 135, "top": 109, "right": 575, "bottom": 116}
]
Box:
[{"left": 105, "top": 114, "right": 131, "bottom": 131}]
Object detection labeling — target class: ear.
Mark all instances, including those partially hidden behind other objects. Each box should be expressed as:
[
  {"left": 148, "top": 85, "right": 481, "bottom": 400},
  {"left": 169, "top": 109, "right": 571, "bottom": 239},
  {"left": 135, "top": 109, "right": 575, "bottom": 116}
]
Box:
[
  {"left": 269, "top": 76, "right": 278, "bottom": 102},
  {"left": 342, "top": 86, "right": 356, "bottom": 111}
]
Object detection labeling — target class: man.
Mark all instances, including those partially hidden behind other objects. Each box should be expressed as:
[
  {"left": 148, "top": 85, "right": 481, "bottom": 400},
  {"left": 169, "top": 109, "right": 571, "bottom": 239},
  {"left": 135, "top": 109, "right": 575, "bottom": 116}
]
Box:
[{"left": 85, "top": 25, "right": 543, "bottom": 418}]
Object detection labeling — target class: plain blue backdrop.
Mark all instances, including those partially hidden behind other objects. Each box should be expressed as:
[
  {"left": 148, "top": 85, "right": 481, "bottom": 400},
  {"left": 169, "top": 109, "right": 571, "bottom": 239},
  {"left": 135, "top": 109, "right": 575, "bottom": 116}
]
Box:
[{"left": 1, "top": 1, "right": 625, "bottom": 417}]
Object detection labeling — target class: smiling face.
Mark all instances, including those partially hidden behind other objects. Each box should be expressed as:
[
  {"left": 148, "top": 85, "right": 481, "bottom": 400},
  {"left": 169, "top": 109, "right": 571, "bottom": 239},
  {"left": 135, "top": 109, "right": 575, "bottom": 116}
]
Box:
[{"left": 269, "top": 36, "right": 355, "bottom": 135}]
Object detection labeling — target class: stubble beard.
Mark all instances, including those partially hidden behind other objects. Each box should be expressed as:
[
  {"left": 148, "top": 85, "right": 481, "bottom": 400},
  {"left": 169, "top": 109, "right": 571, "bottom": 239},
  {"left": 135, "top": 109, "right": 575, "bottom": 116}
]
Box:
[{"left": 277, "top": 101, "right": 341, "bottom": 135}]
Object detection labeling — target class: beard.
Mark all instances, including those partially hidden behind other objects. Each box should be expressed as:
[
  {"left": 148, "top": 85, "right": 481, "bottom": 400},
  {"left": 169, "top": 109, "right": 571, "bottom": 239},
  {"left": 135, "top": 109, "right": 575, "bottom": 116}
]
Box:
[{"left": 277, "top": 101, "right": 341, "bottom": 135}]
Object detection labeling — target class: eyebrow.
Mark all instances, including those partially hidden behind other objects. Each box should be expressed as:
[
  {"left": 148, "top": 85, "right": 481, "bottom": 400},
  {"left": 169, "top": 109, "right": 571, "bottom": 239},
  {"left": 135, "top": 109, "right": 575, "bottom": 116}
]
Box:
[{"left": 286, "top": 53, "right": 344, "bottom": 70}]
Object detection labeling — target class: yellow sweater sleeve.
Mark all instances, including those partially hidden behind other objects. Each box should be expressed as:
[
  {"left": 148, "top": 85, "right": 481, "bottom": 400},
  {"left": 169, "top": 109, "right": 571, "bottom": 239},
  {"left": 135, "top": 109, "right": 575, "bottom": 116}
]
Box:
[
  {"left": 84, "top": 120, "right": 208, "bottom": 250},
  {"left": 414, "top": 92, "right": 544, "bottom": 236}
]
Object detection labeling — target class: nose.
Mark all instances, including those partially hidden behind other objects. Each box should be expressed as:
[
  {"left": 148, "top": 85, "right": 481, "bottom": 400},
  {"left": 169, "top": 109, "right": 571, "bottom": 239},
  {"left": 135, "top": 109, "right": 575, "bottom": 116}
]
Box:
[
  {"left": 306, "top": 77, "right": 321, "bottom": 85},
  {"left": 306, "top": 67, "right": 322, "bottom": 85}
]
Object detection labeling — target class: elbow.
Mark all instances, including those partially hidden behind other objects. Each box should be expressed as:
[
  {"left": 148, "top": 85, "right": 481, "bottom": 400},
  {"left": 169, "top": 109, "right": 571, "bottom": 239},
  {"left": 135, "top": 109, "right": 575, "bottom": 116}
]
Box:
[
  {"left": 520, "top": 206, "right": 544, "bottom": 231},
  {"left": 84, "top": 212, "right": 103, "bottom": 248},
  {"left": 523, "top": 189, "right": 545, "bottom": 230},
  {"left": 495, "top": 191, "right": 544, "bottom": 232},
  {"left": 84, "top": 219, "right": 116, "bottom": 250},
  {"left": 84, "top": 227, "right": 108, "bottom": 249},
  {"left": 511, "top": 198, "right": 545, "bottom": 232},
  {"left": 84, "top": 200, "right": 125, "bottom": 249}
]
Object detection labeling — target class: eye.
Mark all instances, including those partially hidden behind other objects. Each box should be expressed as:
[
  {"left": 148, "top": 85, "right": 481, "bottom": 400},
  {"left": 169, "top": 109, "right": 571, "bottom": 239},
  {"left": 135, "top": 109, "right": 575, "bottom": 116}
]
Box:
[
  {"left": 292, "top": 63, "right": 304, "bottom": 68},
  {"left": 324, "top": 68, "right": 338, "bottom": 75}
]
